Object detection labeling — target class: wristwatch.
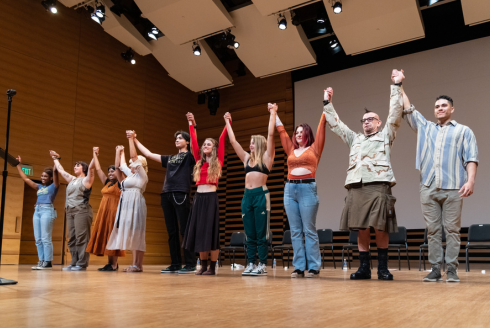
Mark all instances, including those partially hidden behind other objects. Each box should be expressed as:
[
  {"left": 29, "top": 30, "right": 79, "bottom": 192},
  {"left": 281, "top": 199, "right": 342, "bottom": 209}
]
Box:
[
  {"left": 323, "top": 99, "right": 330, "bottom": 106},
  {"left": 394, "top": 82, "right": 402, "bottom": 86}
]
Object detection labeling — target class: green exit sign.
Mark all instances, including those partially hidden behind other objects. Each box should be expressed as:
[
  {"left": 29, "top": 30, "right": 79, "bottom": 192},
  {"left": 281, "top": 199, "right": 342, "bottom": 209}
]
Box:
[{"left": 21, "top": 164, "right": 33, "bottom": 176}]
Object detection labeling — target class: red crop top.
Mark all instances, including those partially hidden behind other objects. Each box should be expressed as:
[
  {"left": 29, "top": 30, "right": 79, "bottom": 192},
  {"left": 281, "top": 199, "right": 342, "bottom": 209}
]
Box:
[
  {"left": 277, "top": 113, "right": 326, "bottom": 179},
  {"left": 189, "top": 124, "right": 228, "bottom": 186}
]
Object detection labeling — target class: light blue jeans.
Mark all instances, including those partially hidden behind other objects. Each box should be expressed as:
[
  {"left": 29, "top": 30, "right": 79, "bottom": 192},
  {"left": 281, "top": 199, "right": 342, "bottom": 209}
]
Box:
[
  {"left": 33, "top": 204, "right": 56, "bottom": 261},
  {"left": 284, "top": 182, "right": 321, "bottom": 271}
]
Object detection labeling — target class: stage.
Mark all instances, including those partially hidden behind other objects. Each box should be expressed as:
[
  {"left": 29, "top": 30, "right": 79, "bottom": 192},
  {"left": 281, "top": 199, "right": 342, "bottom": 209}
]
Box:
[{"left": 1, "top": 263, "right": 489, "bottom": 327}]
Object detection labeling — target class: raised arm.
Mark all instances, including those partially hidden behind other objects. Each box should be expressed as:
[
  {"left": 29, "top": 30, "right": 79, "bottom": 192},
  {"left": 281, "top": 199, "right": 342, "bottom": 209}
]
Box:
[
  {"left": 93, "top": 147, "right": 107, "bottom": 184},
  {"left": 82, "top": 158, "right": 95, "bottom": 189},
  {"left": 15, "top": 156, "right": 38, "bottom": 190},
  {"left": 218, "top": 123, "right": 229, "bottom": 167},
  {"left": 50, "top": 150, "right": 74, "bottom": 183},
  {"left": 127, "top": 131, "right": 139, "bottom": 163},
  {"left": 275, "top": 112, "right": 293, "bottom": 156},
  {"left": 383, "top": 70, "right": 405, "bottom": 142},
  {"left": 128, "top": 131, "right": 162, "bottom": 163},
  {"left": 263, "top": 103, "right": 277, "bottom": 169},
  {"left": 53, "top": 164, "right": 59, "bottom": 188},
  {"left": 114, "top": 145, "right": 125, "bottom": 183},
  {"left": 223, "top": 112, "right": 248, "bottom": 164},
  {"left": 322, "top": 88, "right": 356, "bottom": 147},
  {"left": 187, "top": 112, "right": 201, "bottom": 161}
]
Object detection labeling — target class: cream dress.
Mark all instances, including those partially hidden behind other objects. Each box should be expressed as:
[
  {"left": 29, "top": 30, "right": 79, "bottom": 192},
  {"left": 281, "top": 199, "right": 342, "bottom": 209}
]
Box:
[{"left": 106, "top": 160, "right": 148, "bottom": 252}]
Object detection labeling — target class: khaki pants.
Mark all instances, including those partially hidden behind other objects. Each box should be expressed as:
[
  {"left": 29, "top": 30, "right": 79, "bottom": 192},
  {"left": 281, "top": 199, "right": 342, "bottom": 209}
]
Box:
[
  {"left": 66, "top": 204, "right": 93, "bottom": 267},
  {"left": 420, "top": 180, "right": 463, "bottom": 269}
]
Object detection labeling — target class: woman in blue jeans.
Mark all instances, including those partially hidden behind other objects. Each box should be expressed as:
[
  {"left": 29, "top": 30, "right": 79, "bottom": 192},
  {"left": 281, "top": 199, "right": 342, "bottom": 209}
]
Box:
[
  {"left": 275, "top": 109, "right": 326, "bottom": 278},
  {"left": 17, "top": 155, "right": 59, "bottom": 270}
]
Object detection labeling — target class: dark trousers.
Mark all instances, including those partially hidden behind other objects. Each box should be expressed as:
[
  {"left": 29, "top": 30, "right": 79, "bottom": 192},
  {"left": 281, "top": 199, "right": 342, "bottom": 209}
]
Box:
[{"left": 161, "top": 192, "right": 195, "bottom": 267}]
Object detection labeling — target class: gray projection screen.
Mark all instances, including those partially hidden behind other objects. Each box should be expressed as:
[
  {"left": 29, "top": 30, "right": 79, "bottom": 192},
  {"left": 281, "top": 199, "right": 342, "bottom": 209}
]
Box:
[{"left": 294, "top": 36, "right": 490, "bottom": 229}]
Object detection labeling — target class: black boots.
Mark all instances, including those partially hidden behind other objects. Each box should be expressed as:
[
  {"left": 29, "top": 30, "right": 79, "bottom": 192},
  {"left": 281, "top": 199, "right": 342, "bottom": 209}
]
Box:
[
  {"left": 350, "top": 252, "right": 371, "bottom": 280},
  {"left": 195, "top": 260, "right": 208, "bottom": 275},
  {"left": 203, "top": 260, "right": 216, "bottom": 275},
  {"left": 377, "top": 248, "right": 393, "bottom": 280}
]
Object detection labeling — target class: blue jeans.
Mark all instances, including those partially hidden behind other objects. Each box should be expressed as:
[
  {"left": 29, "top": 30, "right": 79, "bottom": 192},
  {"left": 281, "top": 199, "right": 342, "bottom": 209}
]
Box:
[
  {"left": 284, "top": 182, "right": 321, "bottom": 271},
  {"left": 33, "top": 204, "right": 56, "bottom": 261}
]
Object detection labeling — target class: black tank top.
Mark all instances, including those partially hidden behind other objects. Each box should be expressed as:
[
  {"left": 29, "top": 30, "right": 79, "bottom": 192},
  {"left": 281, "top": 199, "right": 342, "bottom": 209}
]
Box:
[{"left": 245, "top": 159, "right": 270, "bottom": 176}]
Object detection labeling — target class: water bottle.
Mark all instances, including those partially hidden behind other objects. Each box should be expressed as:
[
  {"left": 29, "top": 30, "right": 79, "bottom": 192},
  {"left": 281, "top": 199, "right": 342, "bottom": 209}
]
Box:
[
  {"left": 343, "top": 259, "right": 348, "bottom": 270},
  {"left": 216, "top": 260, "right": 219, "bottom": 269},
  {"left": 197, "top": 258, "right": 200, "bottom": 269},
  {"left": 273, "top": 258, "right": 276, "bottom": 269}
]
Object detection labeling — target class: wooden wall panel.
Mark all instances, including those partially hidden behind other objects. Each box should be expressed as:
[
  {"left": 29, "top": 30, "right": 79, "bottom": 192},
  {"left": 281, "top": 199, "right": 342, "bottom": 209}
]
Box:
[{"left": 0, "top": 177, "right": 25, "bottom": 264}]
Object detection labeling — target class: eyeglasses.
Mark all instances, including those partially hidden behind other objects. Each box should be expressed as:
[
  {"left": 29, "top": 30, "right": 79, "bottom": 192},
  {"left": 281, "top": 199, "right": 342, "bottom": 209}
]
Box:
[{"left": 360, "top": 117, "right": 379, "bottom": 123}]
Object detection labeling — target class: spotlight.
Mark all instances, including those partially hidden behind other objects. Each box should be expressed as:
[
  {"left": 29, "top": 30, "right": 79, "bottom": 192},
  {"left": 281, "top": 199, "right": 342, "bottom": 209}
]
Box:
[
  {"left": 91, "top": 11, "right": 105, "bottom": 24},
  {"left": 207, "top": 90, "right": 220, "bottom": 115},
  {"left": 121, "top": 48, "right": 136, "bottom": 64},
  {"left": 193, "top": 42, "right": 201, "bottom": 56},
  {"left": 317, "top": 12, "right": 326, "bottom": 24},
  {"left": 151, "top": 27, "right": 159, "bottom": 35},
  {"left": 41, "top": 0, "right": 58, "bottom": 14},
  {"left": 333, "top": 1, "right": 342, "bottom": 14},
  {"left": 329, "top": 39, "right": 339, "bottom": 48},
  {"left": 278, "top": 14, "right": 287, "bottom": 30},
  {"left": 233, "top": 41, "right": 240, "bottom": 49},
  {"left": 96, "top": 4, "right": 105, "bottom": 18},
  {"left": 225, "top": 32, "right": 240, "bottom": 50}
]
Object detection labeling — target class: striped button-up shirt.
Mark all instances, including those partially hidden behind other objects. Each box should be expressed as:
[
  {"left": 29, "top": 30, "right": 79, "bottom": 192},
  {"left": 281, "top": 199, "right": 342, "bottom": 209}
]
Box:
[{"left": 403, "top": 107, "right": 478, "bottom": 189}]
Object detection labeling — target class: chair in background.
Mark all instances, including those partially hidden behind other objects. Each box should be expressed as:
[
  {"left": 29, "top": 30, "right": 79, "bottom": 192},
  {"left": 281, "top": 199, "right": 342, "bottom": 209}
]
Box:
[
  {"left": 388, "top": 226, "right": 410, "bottom": 270},
  {"left": 267, "top": 233, "right": 275, "bottom": 268},
  {"left": 272, "top": 230, "right": 292, "bottom": 268},
  {"left": 466, "top": 224, "right": 490, "bottom": 272},
  {"left": 317, "top": 229, "right": 336, "bottom": 269},
  {"left": 219, "top": 231, "right": 247, "bottom": 267},
  {"left": 341, "top": 231, "right": 372, "bottom": 269},
  {"left": 419, "top": 228, "right": 446, "bottom": 271}
]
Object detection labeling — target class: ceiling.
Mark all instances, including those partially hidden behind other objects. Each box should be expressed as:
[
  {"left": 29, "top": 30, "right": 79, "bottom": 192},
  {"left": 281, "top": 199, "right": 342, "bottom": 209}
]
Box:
[{"left": 58, "top": 0, "right": 490, "bottom": 92}]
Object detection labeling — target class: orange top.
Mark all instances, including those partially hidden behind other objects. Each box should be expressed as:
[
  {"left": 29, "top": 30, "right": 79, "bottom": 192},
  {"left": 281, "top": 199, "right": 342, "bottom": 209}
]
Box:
[{"left": 277, "top": 113, "right": 326, "bottom": 179}]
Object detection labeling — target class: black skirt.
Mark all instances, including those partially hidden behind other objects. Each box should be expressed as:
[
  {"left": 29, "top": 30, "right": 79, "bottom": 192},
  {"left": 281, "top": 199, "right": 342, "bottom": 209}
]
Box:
[{"left": 182, "top": 192, "right": 220, "bottom": 252}]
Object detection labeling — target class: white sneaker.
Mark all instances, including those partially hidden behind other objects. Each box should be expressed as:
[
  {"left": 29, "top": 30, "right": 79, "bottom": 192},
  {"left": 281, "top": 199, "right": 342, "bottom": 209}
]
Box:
[
  {"left": 31, "top": 261, "right": 43, "bottom": 270},
  {"left": 242, "top": 263, "right": 256, "bottom": 276},
  {"left": 250, "top": 262, "right": 267, "bottom": 276}
]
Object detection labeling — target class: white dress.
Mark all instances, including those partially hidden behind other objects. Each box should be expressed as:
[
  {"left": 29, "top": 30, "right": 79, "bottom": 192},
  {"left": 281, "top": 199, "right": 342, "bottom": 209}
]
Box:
[{"left": 106, "top": 160, "right": 148, "bottom": 252}]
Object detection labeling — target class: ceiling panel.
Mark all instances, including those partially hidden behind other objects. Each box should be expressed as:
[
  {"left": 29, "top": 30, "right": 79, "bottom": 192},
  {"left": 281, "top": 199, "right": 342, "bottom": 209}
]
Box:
[
  {"left": 251, "top": 0, "right": 317, "bottom": 16},
  {"left": 324, "top": 0, "right": 425, "bottom": 55},
  {"left": 134, "top": 0, "right": 234, "bottom": 45},
  {"left": 58, "top": 0, "right": 82, "bottom": 7},
  {"left": 231, "top": 5, "right": 316, "bottom": 78},
  {"left": 150, "top": 37, "right": 233, "bottom": 92},
  {"left": 461, "top": 0, "right": 490, "bottom": 26}
]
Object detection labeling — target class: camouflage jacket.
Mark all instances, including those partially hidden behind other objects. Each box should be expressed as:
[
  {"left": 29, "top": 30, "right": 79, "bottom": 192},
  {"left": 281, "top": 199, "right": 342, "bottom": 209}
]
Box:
[{"left": 323, "top": 85, "right": 404, "bottom": 187}]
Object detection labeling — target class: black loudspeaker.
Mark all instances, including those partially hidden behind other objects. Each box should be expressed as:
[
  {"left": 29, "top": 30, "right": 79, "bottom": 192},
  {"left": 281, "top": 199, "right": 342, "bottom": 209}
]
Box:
[
  {"left": 198, "top": 93, "right": 206, "bottom": 104},
  {"left": 207, "top": 90, "right": 220, "bottom": 115}
]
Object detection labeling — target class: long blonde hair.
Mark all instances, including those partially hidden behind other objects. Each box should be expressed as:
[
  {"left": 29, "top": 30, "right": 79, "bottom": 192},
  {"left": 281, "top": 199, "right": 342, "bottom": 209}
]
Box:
[
  {"left": 193, "top": 138, "right": 221, "bottom": 184},
  {"left": 249, "top": 135, "right": 267, "bottom": 171},
  {"left": 129, "top": 155, "right": 148, "bottom": 173}
]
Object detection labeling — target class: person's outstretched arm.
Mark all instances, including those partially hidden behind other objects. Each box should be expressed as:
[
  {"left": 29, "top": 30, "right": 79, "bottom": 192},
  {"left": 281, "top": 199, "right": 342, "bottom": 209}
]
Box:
[
  {"left": 83, "top": 158, "right": 95, "bottom": 189},
  {"left": 275, "top": 112, "right": 292, "bottom": 157},
  {"left": 93, "top": 147, "right": 107, "bottom": 184},
  {"left": 114, "top": 145, "right": 125, "bottom": 183},
  {"left": 53, "top": 164, "right": 59, "bottom": 188},
  {"left": 129, "top": 131, "right": 162, "bottom": 163},
  {"left": 49, "top": 150, "right": 75, "bottom": 183},
  {"left": 224, "top": 112, "right": 248, "bottom": 164},
  {"left": 218, "top": 123, "right": 229, "bottom": 167},
  {"left": 187, "top": 112, "right": 201, "bottom": 162},
  {"left": 384, "top": 69, "right": 406, "bottom": 142},
  {"left": 264, "top": 103, "right": 277, "bottom": 170},
  {"left": 15, "top": 156, "right": 38, "bottom": 190},
  {"left": 127, "top": 131, "right": 139, "bottom": 163},
  {"left": 323, "top": 88, "right": 356, "bottom": 147}
]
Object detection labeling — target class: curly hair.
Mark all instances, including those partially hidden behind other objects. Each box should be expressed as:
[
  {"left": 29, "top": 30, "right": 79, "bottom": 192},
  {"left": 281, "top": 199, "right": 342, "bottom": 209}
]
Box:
[{"left": 193, "top": 138, "right": 221, "bottom": 184}]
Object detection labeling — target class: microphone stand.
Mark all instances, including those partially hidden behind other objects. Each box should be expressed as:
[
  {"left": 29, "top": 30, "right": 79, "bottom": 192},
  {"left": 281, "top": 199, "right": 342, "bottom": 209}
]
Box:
[{"left": 0, "top": 90, "right": 18, "bottom": 285}]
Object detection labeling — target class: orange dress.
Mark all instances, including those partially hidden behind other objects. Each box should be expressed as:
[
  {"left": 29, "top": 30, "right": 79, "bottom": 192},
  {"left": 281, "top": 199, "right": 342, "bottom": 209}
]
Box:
[{"left": 87, "top": 180, "right": 125, "bottom": 257}]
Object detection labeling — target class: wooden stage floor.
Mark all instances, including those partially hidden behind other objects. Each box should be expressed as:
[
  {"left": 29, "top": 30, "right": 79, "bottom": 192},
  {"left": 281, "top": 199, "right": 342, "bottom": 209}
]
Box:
[{"left": 1, "top": 263, "right": 490, "bottom": 327}]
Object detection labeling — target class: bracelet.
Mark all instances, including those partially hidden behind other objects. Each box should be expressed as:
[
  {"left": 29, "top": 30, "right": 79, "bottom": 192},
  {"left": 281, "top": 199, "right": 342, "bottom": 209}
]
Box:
[
  {"left": 323, "top": 100, "right": 330, "bottom": 106},
  {"left": 52, "top": 156, "right": 61, "bottom": 160},
  {"left": 394, "top": 82, "right": 402, "bottom": 86}
]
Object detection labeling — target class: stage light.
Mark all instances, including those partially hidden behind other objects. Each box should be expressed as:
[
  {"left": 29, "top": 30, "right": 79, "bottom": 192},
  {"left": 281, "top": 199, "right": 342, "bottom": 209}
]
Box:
[
  {"left": 193, "top": 42, "right": 201, "bottom": 56},
  {"left": 121, "top": 48, "right": 136, "bottom": 64},
  {"left": 207, "top": 90, "right": 220, "bottom": 115},
  {"left": 333, "top": 1, "right": 342, "bottom": 14},
  {"left": 278, "top": 14, "right": 287, "bottom": 30},
  {"left": 233, "top": 41, "right": 240, "bottom": 49},
  {"left": 96, "top": 4, "right": 105, "bottom": 18},
  {"left": 151, "top": 27, "right": 158, "bottom": 35},
  {"left": 91, "top": 11, "right": 105, "bottom": 24},
  {"left": 317, "top": 12, "right": 326, "bottom": 24},
  {"left": 330, "top": 39, "right": 339, "bottom": 48},
  {"left": 225, "top": 32, "right": 240, "bottom": 50},
  {"left": 41, "top": 0, "right": 58, "bottom": 14}
]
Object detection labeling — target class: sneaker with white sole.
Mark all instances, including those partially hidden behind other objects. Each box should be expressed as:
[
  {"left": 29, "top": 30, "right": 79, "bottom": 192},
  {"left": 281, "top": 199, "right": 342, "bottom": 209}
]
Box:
[
  {"left": 32, "top": 261, "right": 43, "bottom": 270},
  {"left": 423, "top": 267, "right": 442, "bottom": 282},
  {"left": 62, "top": 265, "right": 76, "bottom": 271},
  {"left": 305, "top": 269, "right": 320, "bottom": 278},
  {"left": 242, "top": 263, "right": 256, "bottom": 276},
  {"left": 250, "top": 263, "right": 267, "bottom": 276},
  {"left": 291, "top": 269, "right": 304, "bottom": 278},
  {"left": 38, "top": 261, "right": 53, "bottom": 270},
  {"left": 446, "top": 267, "right": 460, "bottom": 282}
]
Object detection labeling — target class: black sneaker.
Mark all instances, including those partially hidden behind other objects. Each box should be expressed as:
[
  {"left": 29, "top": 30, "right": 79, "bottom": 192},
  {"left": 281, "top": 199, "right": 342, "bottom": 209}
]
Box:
[
  {"left": 38, "top": 261, "right": 53, "bottom": 270},
  {"left": 161, "top": 265, "right": 181, "bottom": 273},
  {"left": 291, "top": 269, "right": 304, "bottom": 278},
  {"left": 178, "top": 266, "right": 197, "bottom": 274},
  {"left": 98, "top": 264, "right": 112, "bottom": 271}
]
